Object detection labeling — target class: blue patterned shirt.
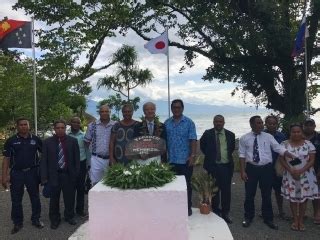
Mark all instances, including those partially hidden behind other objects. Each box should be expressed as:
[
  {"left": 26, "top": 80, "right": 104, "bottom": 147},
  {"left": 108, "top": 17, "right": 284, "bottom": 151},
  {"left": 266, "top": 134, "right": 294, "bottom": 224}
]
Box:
[
  {"left": 165, "top": 115, "right": 197, "bottom": 164},
  {"left": 84, "top": 119, "right": 115, "bottom": 156}
]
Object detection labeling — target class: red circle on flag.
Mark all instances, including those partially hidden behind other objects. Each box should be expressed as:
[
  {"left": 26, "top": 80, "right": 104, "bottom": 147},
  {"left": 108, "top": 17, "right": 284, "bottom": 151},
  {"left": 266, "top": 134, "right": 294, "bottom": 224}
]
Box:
[{"left": 155, "top": 41, "right": 165, "bottom": 49}]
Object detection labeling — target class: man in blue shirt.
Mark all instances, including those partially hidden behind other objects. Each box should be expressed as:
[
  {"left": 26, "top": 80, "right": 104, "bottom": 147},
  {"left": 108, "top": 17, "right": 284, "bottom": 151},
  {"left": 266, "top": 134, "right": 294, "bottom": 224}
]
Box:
[
  {"left": 264, "top": 115, "right": 287, "bottom": 220},
  {"left": 69, "top": 117, "right": 90, "bottom": 217},
  {"left": 165, "top": 99, "right": 197, "bottom": 216}
]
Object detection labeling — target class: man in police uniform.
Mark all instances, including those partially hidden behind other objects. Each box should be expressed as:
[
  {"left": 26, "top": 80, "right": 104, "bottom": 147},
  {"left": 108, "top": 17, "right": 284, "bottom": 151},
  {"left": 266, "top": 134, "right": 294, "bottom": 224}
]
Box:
[{"left": 2, "top": 117, "right": 44, "bottom": 234}]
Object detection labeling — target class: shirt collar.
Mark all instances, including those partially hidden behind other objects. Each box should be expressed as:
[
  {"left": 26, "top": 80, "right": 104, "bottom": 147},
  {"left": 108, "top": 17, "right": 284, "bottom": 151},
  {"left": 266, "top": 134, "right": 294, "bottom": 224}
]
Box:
[
  {"left": 16, "top": 133, "right": 32, "bottom": 139},
  {"left": 170, "top": 115, "right": 186, "bottom": 122},
  {"left": 214, "top": 128, "right": 225, "bottom": 134},
  {"left": 68, "top": 130, "right": 83, "bottom": 136}
]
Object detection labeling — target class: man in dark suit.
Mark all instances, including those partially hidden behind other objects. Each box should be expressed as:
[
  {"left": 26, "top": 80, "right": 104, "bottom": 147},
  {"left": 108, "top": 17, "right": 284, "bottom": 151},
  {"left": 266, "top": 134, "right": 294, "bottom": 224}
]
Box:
[
  {"left": 134, "top": 102, "right": 167, "bottom": 163},
  {"left": 41, "top": 119, "right": 80, "bottom": 229},
  {"left": 200, "top": 115, "right": 235, "bottom": 223}
]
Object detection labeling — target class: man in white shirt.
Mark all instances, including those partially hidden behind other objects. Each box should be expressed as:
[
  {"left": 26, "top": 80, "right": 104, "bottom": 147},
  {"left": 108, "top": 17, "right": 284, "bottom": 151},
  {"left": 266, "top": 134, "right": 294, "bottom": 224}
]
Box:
[{"left": 239, "top": 116, "right": 294, "bottom": 230}]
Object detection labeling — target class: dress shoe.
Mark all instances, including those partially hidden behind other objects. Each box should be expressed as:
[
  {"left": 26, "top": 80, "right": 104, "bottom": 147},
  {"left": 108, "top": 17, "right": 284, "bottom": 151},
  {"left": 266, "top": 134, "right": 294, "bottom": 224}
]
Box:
[
  {"left": 222, "top": 215, "right": 233, "bottom": 224},
  {"left": 76, "top": 211, "right": 88, "bottom": 218},
  {"left": 242, "top": 219, "right": 252, "bottom": 228},
  {"left": 188, "top": 208, "right": 193, "bottom": 216},
  {"left": 50, "top": 221, "right": 60, "bottom": 230},
  {"left": 11, "top": 224, "right": 23, "bottom": 234},
  {"left": 66, "top": 218, "right": 77, "bottom": 225},
  {"left": 263, "top": 220, "right": 278, "bottom": 230},
  {"left": 32, "top": 220, "right": 44, "bottom": 229}
]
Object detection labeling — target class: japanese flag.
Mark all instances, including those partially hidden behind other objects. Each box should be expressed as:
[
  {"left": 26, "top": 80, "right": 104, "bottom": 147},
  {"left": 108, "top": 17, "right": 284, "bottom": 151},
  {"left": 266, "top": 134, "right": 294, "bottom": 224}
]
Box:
[{"left": 144, "top": 31, "right": 168, "bottom": 55}]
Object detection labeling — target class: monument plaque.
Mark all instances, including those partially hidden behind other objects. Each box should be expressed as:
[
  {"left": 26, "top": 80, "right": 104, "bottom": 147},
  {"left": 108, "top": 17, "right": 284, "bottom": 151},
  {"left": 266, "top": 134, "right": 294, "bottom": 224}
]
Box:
[{"left": 125, "top": 136, "right": 166, "bottom": 160}]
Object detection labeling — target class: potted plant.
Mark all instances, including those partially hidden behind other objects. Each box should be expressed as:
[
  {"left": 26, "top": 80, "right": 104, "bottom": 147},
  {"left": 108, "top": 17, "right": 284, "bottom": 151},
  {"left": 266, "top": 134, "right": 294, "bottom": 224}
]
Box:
[{"left": 191, "top": 171, "right": 219, "bottom": 214}]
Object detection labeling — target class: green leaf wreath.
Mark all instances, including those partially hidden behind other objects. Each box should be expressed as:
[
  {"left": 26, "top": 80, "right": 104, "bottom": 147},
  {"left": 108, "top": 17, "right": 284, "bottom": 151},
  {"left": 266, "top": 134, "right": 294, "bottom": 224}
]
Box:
[{"left": 103, "top": 161, "right": 176, "bottom": 189}]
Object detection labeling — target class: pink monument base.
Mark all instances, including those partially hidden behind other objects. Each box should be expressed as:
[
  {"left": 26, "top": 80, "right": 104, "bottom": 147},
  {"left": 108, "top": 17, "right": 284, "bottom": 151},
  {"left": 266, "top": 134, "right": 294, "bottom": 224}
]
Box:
[{"left": 88, "top": 176, "right": 188, "bottom": 240}]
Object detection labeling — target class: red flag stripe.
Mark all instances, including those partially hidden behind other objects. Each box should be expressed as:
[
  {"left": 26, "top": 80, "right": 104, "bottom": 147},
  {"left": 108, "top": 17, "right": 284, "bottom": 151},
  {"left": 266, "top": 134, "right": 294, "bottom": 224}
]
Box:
[{"left": 0, "top": 20, "right": 29, "bottom": 40}]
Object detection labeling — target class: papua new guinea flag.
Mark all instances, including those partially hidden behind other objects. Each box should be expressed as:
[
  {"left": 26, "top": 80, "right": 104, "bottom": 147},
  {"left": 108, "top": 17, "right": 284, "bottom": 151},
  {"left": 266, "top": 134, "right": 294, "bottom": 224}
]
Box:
[{"left": 0, "top": 19, "right": 32, "bottom": 49}]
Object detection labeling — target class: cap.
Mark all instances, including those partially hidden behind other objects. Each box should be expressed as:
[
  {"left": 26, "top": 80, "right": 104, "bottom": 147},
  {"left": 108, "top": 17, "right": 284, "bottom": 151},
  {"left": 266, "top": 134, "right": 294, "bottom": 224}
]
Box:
[{"left": 304, "top": 118, "right": 315, "bottom": 124}]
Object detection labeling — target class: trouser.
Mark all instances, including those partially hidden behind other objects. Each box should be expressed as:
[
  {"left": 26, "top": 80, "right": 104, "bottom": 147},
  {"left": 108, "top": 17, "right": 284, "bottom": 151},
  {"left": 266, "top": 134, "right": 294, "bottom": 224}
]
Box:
[
  {"left": 10, "top": 168, "right": 41, "bottom": 225},
  {"left": 49, "top": 172, "right": 75, "bottom": 223},
  {"left": 244, "top": 163, "right": 274, "bottom": 221},
  {"left": 90, "top": 155, "right": 109, "bottom": 185},
  {"left": 75, "top": 160, "right": 87, "bottom": 213},
  {"left": 211, "top": 163, "right": 233, "bottom": 216},
  {"left": 171, "top": 163, "right": 193, "bottom": 210}
]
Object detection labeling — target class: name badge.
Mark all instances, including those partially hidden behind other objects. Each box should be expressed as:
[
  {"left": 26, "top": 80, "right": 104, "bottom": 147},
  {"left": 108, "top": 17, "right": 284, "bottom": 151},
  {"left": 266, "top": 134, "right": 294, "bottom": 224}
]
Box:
[{"left": 30, "top": 140, "right": 36, "bottom": 145}]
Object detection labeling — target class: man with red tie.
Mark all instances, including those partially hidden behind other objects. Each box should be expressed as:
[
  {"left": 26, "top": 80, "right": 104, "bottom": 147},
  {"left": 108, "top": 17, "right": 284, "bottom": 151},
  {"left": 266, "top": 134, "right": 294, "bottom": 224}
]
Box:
[{"left": 41, "top": 120, "right": 80, "bottom": 229}]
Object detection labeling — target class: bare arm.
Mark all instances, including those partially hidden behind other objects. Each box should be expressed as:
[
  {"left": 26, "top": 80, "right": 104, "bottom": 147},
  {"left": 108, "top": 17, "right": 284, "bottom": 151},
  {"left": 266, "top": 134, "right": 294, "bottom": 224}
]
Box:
[
  {"left": 239, "top": 157, "right": 248, "bottom": 181},
  {"left": 187, "top": 139, "right": 197, "bottom": 167},
  {"left": 109, "top": 132, "right": 116, "bottom": 164},
  {"left": 1, "top": 157, "right": 10, "bottom": 189}
]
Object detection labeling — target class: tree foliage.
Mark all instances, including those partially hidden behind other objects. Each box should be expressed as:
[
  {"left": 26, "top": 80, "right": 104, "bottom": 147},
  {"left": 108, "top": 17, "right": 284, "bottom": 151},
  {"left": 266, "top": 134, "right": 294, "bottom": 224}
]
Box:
[
  {"left": 0, "top": 52, "right": 87, "bottom": 134},
  {"left": 98, "top": 45, "right": 153, "bottom": 101},
  {"left": 14, "top": 0, "right": 320, "bottom": 120}
]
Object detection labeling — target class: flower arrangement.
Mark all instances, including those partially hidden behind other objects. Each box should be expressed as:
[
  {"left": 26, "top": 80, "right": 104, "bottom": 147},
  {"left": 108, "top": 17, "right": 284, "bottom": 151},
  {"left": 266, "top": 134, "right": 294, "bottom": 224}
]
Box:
[{"left": 103, "top": 161, "right": 176, "bottom": 189}]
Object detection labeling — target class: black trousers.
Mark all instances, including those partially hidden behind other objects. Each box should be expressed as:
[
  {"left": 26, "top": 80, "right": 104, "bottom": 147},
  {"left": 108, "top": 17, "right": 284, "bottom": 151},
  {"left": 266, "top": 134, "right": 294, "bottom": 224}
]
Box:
[
  {"left": 211, "top": 163, "right": 233, "bottom": 216},
  {"left": 10, "top": 168, "right": 41, "bottom": 225},
  {"left": 49, "top": 172, "right": 75, "bottom": 223},
  {"left": 244, "top": 163, "right": 274, "bottom": 221},
  {"left": 171, "top": 163, "right": 193, "bottom": 210},
  {"left": 75, "top": 160, "right": 87, "bottom": 214}
]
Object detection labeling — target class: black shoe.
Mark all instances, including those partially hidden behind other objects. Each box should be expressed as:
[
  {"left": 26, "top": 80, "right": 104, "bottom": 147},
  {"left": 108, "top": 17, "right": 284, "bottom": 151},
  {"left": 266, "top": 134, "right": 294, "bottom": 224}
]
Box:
[
  {"left": 76, "top": 211, "right": 88, "bottom": 218},
  {"left": 263, "top": 220, "right": 278, "bottom": 230},
  {"left": 188, "top": 208, "right": 193, "bottom": 216},
  {"left": 11, "top": 224, "right": 23, "bottom": 234},
  {"left": 32, "top": 220, "right": 44, "bottom": 229},
  {"left": 50, "top": 221, "right": 60, "bottom": 230},
  {"left": 242, "top": 219, "right": 252, "bottom": 228},
  {"left": 222, "top": 215, "right": 233, "bottom": 224},
  {"left": 66, "top": 218, "right": 77, "bottom": 225}
]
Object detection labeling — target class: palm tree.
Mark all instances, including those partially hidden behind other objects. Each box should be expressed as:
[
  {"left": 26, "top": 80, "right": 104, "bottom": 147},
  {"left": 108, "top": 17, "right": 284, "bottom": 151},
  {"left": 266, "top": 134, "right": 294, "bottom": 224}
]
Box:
[{"left": 98, "top": 45, "right": 153, "bottom": 101}]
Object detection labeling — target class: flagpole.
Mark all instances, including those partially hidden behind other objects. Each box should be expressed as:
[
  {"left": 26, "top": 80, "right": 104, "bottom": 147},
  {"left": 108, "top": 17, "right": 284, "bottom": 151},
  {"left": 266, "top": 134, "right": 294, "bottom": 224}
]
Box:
[
  {"left": 31, "top": 17, "right": 38, "bottom": 134},
  {"left": 166, "top": 28, "right": 170, "bottom": 118},
  {"left": 303, "top": 1, "right": 309, "bottom": 117}
]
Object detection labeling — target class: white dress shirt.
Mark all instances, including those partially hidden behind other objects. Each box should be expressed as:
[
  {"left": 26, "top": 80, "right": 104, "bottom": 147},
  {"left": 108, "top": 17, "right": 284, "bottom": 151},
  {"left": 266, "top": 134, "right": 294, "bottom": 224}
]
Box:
[{"left": 239, "top": 131, "right": 287, "bottom": 165}]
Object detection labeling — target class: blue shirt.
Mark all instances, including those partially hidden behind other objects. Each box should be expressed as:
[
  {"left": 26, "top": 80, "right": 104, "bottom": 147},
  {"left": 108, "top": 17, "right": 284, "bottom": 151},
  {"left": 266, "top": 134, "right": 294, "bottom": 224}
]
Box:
[
  {"left": 264, "top": 130, "right": 286, "bottom": 165},
  {"left": 165, "top": 115, "right": 197, "bottom": 164},
  {"left": 68, "top": 130, "right": 88, "bottom": 161}
]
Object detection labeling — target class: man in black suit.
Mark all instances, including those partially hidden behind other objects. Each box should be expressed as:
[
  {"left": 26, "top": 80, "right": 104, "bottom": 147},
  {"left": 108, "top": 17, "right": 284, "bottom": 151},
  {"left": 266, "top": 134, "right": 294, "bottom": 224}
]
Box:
[
  {"left": 41, "top": 120, "right": 80, "bottom": 229},
  {"left": 200, "top": 115, "right": 235, "bottom": 223}
]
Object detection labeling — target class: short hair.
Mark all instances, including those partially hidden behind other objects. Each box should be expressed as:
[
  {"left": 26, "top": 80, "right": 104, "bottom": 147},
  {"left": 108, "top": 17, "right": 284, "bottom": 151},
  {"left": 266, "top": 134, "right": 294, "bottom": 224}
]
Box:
[
  {"left": 122, "top": 103, "right": 134, "bottom": 112},
  {"left": 16, "top": 117, "right": 29, "bottom": 125},
  {"left": 214, "top": 114, "right": 224, "bottom": 121},
  {"left": 99, "top": 104, "right": 110, "bottom": 112},
  {"left": 171, "top": 99, "right": 184, "bottom": 109},
  {"left": 53, "top": 119, "right": 67, "bottom": 127},
  {"left": 249, "top": 115, "right": 262, "bottom": 125},
  {"left": 289, "top": 123, "right": 303, "bottom": 131},
  {"left": 265, "top": 115, "right": 278, "bottom": 123},
  {"left": 143, "top": 102, "right": 156, "bottom": 111},
  {"left": 70, "top": 116, "right": 81, "bottom": 123}
]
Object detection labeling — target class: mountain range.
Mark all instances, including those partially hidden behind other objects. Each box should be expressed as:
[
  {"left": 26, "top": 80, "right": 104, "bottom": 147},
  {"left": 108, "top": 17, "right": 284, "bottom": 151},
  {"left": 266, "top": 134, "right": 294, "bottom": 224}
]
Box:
[{"left": 86, "top": 99, "right": 265, "bottom": 118}]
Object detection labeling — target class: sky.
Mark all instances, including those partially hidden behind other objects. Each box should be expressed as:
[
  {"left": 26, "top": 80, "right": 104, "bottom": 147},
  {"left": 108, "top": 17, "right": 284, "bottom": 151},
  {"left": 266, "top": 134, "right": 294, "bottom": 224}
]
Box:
[{"left": 1, "top": 0, "right": 319, "bottom": 110}]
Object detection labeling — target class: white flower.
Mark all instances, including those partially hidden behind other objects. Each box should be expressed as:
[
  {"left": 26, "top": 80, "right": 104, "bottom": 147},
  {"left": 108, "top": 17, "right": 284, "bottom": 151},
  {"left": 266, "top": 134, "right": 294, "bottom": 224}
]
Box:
[
  {"left": 136, "top": 170, "right": 141, "bottom": 175},
  {"left": 123, "top": 170, "right": 132, "bottom": 176},
  {"left": 130, "top": 165, "right": 136, "bottom": 169}
]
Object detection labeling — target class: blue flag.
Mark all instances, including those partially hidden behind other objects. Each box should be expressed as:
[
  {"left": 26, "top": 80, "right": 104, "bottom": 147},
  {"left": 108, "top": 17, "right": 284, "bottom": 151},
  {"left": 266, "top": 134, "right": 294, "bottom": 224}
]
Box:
[{"left": 291, "top": 16, "right": 309, "bottom": 57}]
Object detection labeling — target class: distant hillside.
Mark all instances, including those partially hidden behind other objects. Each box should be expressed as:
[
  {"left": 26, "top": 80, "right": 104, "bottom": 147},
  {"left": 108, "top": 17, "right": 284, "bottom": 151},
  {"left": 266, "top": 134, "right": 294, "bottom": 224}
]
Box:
[{"left": 86, "top": 99, "right": 265, "bottom": 118}]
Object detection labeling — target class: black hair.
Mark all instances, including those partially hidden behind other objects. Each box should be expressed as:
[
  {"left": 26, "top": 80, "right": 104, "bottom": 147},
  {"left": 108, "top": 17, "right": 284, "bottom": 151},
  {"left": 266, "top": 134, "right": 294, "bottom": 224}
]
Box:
[
  {"left": 289, "top": 123, "right": 303, "bottom": 131},
  {"left": 122, "top": 103, "right": 134, "bottom": 112},
  {"left": 16, "top": 117, "right": 29, "bottom": 125},
  {"left": 171, "top": 99, "right": 184, "bottom": 109},
  {"left": 265, "top": 115, "right": 278, "bottom": 123},
  {"left": 249, "top": 115, "right": 262, "bottom": 125},
  {"left": 53, "top": 119, "right": 67, "bottom": 127},
  {"left": 214, "top": 114, "right": 224, "bottom": 120}
]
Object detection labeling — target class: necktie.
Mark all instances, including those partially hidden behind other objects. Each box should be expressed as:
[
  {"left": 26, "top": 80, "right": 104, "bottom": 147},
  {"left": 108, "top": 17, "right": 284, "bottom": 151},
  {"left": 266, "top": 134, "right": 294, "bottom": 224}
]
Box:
[
  {"left": 58, "top": 140, "right": 66, "bottom": 169},
  {"left": 253, "top": 134, "right": 260, "bottom": 163},
  {"left": 216, "top": 132, "right": 221, "bottom": 162},
  {"left": 148, "top": 122, "right": 153, "bottom": 135}
]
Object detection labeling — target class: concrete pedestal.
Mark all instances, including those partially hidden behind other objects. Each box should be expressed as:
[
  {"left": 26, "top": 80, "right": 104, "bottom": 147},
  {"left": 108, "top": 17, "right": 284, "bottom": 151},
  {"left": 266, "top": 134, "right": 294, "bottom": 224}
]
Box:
[{"left": 88, "top": 176, "right": 188, "bottom": 240}]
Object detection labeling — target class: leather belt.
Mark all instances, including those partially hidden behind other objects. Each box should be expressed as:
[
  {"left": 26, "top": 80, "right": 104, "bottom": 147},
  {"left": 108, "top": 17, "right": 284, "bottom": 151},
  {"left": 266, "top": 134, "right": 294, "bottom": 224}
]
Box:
[
  {"left": 12, "top": 165, "right": 38, "bottom": 172},
  {"left": 92, "top": 153, "right": 109, "bottom": 160}
]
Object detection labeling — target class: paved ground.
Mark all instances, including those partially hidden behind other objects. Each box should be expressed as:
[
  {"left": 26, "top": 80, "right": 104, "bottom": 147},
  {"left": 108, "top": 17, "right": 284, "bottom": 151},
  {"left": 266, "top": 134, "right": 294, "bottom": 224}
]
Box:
[{"left": 1, "top": 172, "right": 320, "bottom": 240}]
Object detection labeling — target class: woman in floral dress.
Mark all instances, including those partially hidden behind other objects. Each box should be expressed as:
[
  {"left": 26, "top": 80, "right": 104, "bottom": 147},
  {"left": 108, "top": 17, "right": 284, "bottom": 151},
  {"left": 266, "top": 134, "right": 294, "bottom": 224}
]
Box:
[{"left": 280, "top": 123, "right": 320, "bottom": 231}]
